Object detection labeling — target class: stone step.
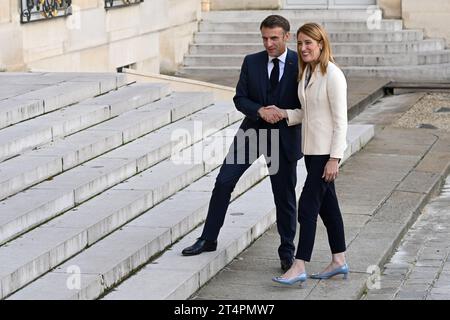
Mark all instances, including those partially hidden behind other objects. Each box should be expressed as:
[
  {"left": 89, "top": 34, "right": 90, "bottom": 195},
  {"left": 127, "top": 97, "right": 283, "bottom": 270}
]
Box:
[
  {"left": 102, "top": 173, "right": 298, "bottom": 300},
  {"left": 6, "top": 146, "right": 267, "bottom": 300},
  {"left": 337, "top": 50, "right": 450, "bottom": 67},
  {"left": 177, "top": 66, "right": 248, "bottom": 80},
  {"left": 343, "top": 63, "right": 450, "bottom": 81},
  {"left": 184, "top": 50, "right": 450, "bottom": 67},
  {"left": 0, "top": 83, "right": 170, "bottom": 163},
  {"left": 194, "top": 30, "right": 425, "bottom": 44},
  {"left": 0, "top": 73, "right": 128, "bottom": 130},
  {"left": 0, "top": 72, "right": 127, "bottom": 100},
  {"left": 201, "top": 9, "right": 383, "bottom": 22},
  {"left": 7, "top": 124, "right": 375, "bottom": 300},
  {"left": 100, "top": 125, "right": 374, "bottom": 300},
  {"left": 0, "top": 118, "right": 243, "bottom": 299},
  {"left": 188, "top": 40, "right": 445, "bottom": 56},
  {"left": 199, "top": 20, "right": 403, "bottom": 32},
  {"left": 3, "top": 72, "right": 128, "bottom": 86},
  {"left": 0, "top": 91, "right": 213, "bottom": 204},
  {"left": 178, "top": 62, "right": 450, "bottom": 81},
  {"left": 0, "top": 100, "right": 239, "bottom": 247}
]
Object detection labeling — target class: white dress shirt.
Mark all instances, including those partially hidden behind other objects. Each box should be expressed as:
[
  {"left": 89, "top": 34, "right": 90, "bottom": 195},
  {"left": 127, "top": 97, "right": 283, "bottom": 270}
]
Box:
[{"left": 267, "top": 49, "right": 287, "bottom": 82}]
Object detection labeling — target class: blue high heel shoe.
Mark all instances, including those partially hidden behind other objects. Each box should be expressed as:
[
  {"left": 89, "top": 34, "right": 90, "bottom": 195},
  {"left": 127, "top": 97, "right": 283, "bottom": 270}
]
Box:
[
  {"left": 309, "top": 263, "right": 349, "bottom": 280},
  {"left": 272, "top": 272, "right": 307, "bottom": 285}
]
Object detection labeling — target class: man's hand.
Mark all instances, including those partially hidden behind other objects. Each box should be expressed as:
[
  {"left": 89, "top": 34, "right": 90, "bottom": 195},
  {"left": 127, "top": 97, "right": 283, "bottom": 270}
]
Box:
[
  {"left": 258, "top": 106, "right": 287, "bottom": 124},
  {"left": 265, "top": 105, "right": 288, "bottom": 121}
]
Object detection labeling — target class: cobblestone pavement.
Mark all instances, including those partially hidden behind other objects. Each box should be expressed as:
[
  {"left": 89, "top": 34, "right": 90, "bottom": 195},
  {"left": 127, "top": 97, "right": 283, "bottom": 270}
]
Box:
[
  {"left": 363, "top": 175, "right": 450, "bottom": 300},
  {"left": 363, "top": 91, "right": 450, "bottom": 300},
  {"left": 394, "top": 93, "right": 450, "bottom": 131}
]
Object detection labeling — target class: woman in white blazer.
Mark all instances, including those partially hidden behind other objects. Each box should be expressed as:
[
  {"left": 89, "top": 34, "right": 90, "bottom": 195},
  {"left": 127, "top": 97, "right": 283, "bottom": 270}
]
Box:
[{"left": 272, "top": 23, "right": 349, "bottom": 285}]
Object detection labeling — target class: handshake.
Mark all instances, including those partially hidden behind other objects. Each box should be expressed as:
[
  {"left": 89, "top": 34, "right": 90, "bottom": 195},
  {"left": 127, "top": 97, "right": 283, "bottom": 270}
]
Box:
[{"left": 258, "top": 105, "right": 288, "bottom": 124}]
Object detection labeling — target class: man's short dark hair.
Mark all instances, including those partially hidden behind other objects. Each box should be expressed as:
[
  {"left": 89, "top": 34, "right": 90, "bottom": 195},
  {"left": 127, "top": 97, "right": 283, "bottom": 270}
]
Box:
[{"left": 260, "top": 15, "right": 290, "bottom": 33}]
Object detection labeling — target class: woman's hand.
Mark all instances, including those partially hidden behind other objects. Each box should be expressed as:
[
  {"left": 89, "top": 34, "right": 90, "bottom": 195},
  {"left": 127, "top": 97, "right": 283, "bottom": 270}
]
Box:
[
  {"left": 322, "top": 158, "right": 339, "bottom": 182},
  {"left": 265, "top": 106, "right": 288, "bottom": 120},
  {"left": 259, "top": 106, "right": 288, "bottom": 124}
]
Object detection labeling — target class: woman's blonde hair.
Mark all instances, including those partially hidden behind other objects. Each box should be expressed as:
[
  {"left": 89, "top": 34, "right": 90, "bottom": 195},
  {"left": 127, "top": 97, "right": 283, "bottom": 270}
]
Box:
[{"left": 296, "top": 22, "right": 335, "bottom": 81}]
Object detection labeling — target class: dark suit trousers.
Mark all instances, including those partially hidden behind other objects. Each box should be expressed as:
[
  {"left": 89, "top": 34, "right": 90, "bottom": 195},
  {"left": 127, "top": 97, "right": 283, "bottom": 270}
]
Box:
[
  {"left": 295, "top": 155, "right": 346, "bottom": 261},
  {"left": 200, "top": 131, "right": 298, "bottom": 261}
]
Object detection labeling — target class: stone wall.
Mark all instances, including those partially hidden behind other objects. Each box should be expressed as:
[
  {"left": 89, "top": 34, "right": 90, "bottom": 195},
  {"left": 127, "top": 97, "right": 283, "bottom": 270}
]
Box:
[
  {"left": 402, "top": 0, "right": 450, "bottom": 47},
  {"left": 377, "top": 0, "right": 449, "bottom": 46},
  {"left": 0, "top": 0, "right": 201, "bottom": 73},
  {"left": 377, "top": 0, "right": 401, "bottom": 19}
]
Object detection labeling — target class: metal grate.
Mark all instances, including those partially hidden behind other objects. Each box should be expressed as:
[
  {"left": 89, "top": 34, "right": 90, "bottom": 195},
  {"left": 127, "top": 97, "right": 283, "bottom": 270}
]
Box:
[
  {"left": 104, "top": 0, "right": 144, "bottom": 10},
  {"left": 20, "top": 0, "right": 72, "bottom": 24}
]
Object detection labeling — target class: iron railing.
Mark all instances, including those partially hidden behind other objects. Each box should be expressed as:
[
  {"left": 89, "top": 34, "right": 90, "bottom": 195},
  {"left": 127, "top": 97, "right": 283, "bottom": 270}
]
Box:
[
  {"left": 20, "top": 0, "right": 72, "bottom": 24},
  {"left": 104, "top": 0, "right": 144, "bottom": 10}
]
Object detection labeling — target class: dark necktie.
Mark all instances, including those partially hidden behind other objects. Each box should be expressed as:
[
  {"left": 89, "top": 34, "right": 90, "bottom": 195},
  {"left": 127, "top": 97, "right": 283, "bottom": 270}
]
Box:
[{"left": 270, "top": 58, "right": 279, "bottom": 90}]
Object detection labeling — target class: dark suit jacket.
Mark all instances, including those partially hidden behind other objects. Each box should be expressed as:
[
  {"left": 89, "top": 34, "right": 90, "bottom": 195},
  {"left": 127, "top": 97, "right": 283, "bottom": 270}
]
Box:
[{"left": 233, "top": 49, "right": 302, "bottom": 162}]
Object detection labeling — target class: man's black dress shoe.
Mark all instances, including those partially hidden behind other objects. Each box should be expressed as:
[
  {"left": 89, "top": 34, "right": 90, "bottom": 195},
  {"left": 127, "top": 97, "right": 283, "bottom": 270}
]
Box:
[
  {"left": 280, "top": 258, "right": 294, "bottom": 272},
  {"left": 182, "top": 238, "right": 217, "bottom": 256}
]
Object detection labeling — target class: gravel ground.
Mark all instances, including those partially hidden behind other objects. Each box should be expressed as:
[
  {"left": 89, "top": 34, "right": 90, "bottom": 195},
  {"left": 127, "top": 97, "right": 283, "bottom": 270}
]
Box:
[{"left": 394, "top": 92, "right": 450, "bottom": 132}]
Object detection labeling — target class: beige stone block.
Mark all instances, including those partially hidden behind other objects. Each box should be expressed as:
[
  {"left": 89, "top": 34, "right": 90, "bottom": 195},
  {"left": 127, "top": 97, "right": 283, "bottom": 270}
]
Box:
[
  {"left": 402, "top": 0, "right": 450, "bottom": 46},
  {"left": 21, "top": 18, "right": 67, "bottom": 63},
  {"left": 108, "top": 28, "right": 139, "bottom": 43},
  {"left": 28, "top": 45, "right": 110, "bottom": 72},
  {"left": 201, "top": 0, "right": 210, "bottom": 11},
  {"left": 27, "top": 51, "right": 77, "bottom": 72},
  {"left": 378, "top": 0, "right": 401, "bottom": 19},
  {"left": 405, "top": 14, "right": 450, "bottom": 46},
  {"left": 160, "top": 21, "right": 198, "bottom": 74},
  {"left": 210, "top": 0, "right": 280, "bottom": 10},
  {"left": 73, "top": 0, "right": 100, "bottom": 10},
  {"left": 0, "top": 22, "right": 24, "bottom": 70},
  {"left": 108, "top": 32, "right": 159, "bottom": 71},
  {"left": 134, "top": 57, "right": 160, "bottom": 74},
  {"left": 79, "top": 45, "right": 110, "bottom": 71},
  {"left": 0, "top": 0, "right": 11, "bottom": 23},
  {"left": 23, "top": 44, "right": 65, "bottom": 66},
  {"left": 139, "top": 0, "right": 170, "bottom": 33},
  {"left": 10, "top": 0, "right": 20, "bottom": 11},
  {"left": 65, "top": 7, "right": 107, "bottom": 52},
  {"left": 105, "top": 3, "right": 141, "bottom": 32},
  {"left": 168, "top": 0, "right": 201, "bottom": 26},
  {"left": 403, "top": 0, "right": 450, "bottom": 12}
]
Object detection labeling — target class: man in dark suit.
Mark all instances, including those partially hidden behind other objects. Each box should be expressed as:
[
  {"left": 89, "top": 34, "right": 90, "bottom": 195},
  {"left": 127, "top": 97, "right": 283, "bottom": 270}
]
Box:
[{"left": 182, "top": 15, "right": 302, "bottom": 271}]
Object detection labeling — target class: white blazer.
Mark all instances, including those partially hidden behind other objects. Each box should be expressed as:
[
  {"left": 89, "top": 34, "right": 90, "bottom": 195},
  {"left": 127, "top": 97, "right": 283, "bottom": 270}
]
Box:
[{"left": 286, "top": 61, "right": 348, "bottom": 159}]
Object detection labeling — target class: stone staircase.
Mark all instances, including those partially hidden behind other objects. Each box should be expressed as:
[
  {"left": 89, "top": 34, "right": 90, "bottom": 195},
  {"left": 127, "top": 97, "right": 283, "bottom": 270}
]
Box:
[
  {"left": 0, "top": 72, "right": 374, "bottom": 300},
  {"left": 176, "top": 9, "right": 450, "bottom": 82}
]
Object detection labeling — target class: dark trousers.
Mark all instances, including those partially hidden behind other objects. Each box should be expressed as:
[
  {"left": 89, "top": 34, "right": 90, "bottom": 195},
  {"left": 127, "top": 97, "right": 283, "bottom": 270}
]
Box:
[
  {"left": 295, "top": 155, "right": 346, "bottom": 261},
  {"left": 200, "top": 130, "right": 298, "bottom": 261}
]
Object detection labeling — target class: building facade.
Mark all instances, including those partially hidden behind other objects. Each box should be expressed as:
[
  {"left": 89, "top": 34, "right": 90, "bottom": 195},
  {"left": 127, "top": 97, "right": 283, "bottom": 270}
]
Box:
[
  {"left": 0, "top": 0, "right": 449, "bottom": 73},
  {"left": 0, "top": 0, "right": 202, "bottom": 73}
]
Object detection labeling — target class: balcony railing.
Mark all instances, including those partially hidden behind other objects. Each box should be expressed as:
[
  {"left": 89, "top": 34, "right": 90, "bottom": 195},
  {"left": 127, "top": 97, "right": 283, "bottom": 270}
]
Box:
[
  {"left": 104, "top": 0, "right": 144, "bottom": 10},
  {"left": 20, "top": 0, "right": 72, "bottom": 24}
]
